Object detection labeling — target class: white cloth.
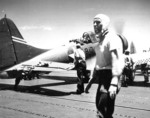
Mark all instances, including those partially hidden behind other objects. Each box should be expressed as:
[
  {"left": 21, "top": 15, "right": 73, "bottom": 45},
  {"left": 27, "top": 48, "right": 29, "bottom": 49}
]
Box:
[{"left": 74, "top": 48, "right": 86, "bottom": 62}]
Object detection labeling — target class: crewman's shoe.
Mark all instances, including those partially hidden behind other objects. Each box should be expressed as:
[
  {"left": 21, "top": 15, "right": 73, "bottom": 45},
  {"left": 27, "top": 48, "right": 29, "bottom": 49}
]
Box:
[
  {"left": 76, "top": 90, "right": 84, "bottom": 94},
  {"left": 96, "top": 111, "right": 103, "bottom": 118}
]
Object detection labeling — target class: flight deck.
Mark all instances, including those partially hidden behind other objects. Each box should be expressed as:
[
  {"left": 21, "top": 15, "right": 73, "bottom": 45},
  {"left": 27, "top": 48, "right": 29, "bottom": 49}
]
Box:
[{"left": 0, "top": 71, "right": 150, "bottom": 118}]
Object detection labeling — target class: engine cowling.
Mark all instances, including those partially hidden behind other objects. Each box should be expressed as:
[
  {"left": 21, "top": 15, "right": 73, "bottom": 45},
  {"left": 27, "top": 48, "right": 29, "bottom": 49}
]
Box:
[{"left": 118, "top": 34, "right": 128, "bottom": 53}]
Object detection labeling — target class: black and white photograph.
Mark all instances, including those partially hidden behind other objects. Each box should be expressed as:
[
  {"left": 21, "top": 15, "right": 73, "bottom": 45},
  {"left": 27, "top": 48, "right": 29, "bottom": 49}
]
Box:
[{"left": 0, "top": 0, "right": 150, "bottom": 118}]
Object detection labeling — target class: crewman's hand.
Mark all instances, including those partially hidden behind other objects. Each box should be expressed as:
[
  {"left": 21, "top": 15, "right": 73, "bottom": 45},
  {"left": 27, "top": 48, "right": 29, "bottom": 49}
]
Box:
[
  {"left": 99, "top": 29, "right": 108, "bottom": 42},
  {"left": 108, "top": 85, "right": 117, "bottom": 99},
  {"left": 109, "top": 76, "right": 118, "bottom": 99}
]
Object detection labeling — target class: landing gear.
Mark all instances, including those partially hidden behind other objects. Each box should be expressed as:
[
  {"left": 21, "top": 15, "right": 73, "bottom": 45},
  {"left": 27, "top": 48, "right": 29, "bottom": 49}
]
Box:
[
  {"left": 121, "top": 66, "right": 135, "bottom": 87},
  {"left": 141, "top": 64, "right": 149, "bottom": 83},
  {"left": 13, "top": 70, "right": 40, "bottom": 90},
  {"left": 14, "top": 70, "right": 24, "bottom": 90},
  {"left": 128, "top": 69, "right": 135, "bottom": 85},
  {"left": 14, "top": 76, "right": 22, "bottom": 90},
  {"left": 143, "top": 70, "right": 149, "bottom": 83}
]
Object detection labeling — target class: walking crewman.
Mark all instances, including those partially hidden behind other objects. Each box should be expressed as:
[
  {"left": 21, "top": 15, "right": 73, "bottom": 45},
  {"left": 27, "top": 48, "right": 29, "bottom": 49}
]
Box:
[
  {"left": 73, "top": 43, "right": 89, "bottom": 94},
  {"left": 89, "top": 14, "right": 124, "bottom": 118}
]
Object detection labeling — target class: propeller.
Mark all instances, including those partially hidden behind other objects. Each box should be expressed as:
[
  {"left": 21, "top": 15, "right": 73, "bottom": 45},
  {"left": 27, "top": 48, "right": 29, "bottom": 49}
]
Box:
[
  {"left": 113, "top": 19, "right": 136, "bottom": 54},
  {"left": 113, "top": 19, "right": 125, "bottom": 35}
]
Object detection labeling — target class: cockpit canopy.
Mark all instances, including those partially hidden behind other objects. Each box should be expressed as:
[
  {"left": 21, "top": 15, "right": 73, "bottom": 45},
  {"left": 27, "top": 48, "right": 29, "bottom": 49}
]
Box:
[{"left": 69, "top": 31, "right": 97, "bottom": 45}]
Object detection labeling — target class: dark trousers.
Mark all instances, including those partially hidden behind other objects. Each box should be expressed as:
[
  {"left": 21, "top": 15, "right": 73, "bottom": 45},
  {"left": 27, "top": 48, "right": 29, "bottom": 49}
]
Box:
[
  {"left": 76, "top": 61, "right": 88, "bottom": 93},
  {"left": 95, "top": 70, "right": 115, "bottom": 118}
]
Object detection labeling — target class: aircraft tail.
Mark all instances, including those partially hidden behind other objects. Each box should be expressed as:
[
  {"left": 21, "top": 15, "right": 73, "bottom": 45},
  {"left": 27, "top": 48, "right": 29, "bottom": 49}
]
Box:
[
  {"left": 0, "top": 15, "right": 47, "bottom": 69},
  {"left": 129, "top": 41, "right": 136, "bottom": 54}
]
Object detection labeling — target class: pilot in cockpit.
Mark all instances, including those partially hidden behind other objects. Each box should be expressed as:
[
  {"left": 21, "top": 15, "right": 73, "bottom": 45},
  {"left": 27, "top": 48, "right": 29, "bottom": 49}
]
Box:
[
  {"left": 82, "top": 31, "right": 97, "bottom": 44},
  {"left": 82, "top": 32, "right": 92, "bottom": 44}
]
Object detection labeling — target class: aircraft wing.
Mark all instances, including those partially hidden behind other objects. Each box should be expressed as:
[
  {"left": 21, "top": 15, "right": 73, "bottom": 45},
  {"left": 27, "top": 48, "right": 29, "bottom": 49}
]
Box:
[
  {"left": 130, "top": 52, "right": 150, "bottom": 65},
  {"left": 33, "top": 61, "right": 75, "bottom": 71},
  {"left": 5, "top": 61, "right": 75, "bottom": 78}
]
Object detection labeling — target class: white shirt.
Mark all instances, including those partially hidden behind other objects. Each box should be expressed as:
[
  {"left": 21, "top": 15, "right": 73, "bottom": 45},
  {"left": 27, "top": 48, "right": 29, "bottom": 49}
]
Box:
[
  {"left": 74, "top": 48, "right": 86, "bottom": 61},
  {"left": 94, "top": 31, "right": 124, "bottom": 71}
]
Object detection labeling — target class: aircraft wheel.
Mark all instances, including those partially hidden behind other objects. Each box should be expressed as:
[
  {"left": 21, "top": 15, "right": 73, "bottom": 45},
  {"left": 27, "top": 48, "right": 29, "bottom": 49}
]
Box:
[
  {"left": 128, "top": 69, "right": 135, "bottom": 85},
  {"left": 121, "top": 75, "right": 128, "bottom": 87}
]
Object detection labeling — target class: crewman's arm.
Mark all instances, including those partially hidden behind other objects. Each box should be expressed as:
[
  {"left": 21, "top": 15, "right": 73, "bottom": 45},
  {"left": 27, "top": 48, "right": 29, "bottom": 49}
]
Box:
[
  {"left": 109, "top": 49, "right": 122, "bottom": 99},
  {"left": 73, "top": 47, "right": 78, "bottom": 65},
  {"left": 85, "top": 68, "right": 97, "bottom": 93}
]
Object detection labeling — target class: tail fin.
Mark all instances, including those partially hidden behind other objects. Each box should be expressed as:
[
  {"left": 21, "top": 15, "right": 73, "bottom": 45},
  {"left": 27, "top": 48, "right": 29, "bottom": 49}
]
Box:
[
  {"left": 0, "top": 15, "right": 47, "bottom": 69},
  {"left": 130, "top": 41, "right": 136, "bottom": 54},
  {"left": 0, "top": 15, "right": 19, "bottom": 68}
]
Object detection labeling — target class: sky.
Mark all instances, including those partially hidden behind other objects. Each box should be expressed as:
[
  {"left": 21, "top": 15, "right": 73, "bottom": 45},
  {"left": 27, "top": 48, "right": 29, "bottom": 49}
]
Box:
[{"left": 0, "top": 0, "right": 150, "bottom": 51}]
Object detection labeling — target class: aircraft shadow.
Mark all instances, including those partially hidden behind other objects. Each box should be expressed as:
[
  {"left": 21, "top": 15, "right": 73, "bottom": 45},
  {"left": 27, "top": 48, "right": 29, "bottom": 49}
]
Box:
[
  {"left": 131, "top": 81, "right": 150, "bottom": 87},
  {"left": 0, "top": 79, "right": 78, "bottom": 97},
  {"left": 40, "top": 75, "right": 78, "bottom": 82}
]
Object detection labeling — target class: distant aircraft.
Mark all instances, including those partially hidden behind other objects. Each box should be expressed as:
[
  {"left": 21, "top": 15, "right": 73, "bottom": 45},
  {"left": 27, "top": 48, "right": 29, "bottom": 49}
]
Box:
[{"left": 0, "top": 15, "right": 149, "bottom": 89}]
